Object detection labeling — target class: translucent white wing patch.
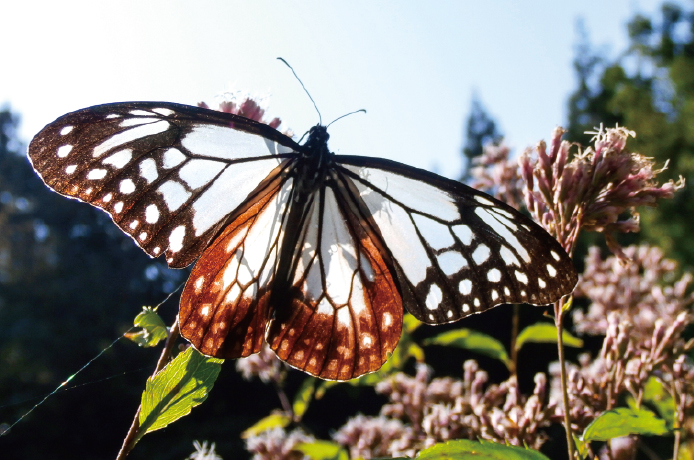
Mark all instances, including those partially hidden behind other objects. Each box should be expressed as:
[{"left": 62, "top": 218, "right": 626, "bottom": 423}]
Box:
[
  {"left": 266, "top": 182, "right": 402, "bottom": 380},
  {"left": 339, "top": 161, "right": 577, "bottom": 324},
  {"left": 180, "top": 177, "right": 293, "bottom": 358}
]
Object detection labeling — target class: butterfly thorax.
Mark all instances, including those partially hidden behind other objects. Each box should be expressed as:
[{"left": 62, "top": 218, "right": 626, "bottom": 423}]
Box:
[
  {"left": 292, "top": 125, "right": 333, "bottom": 196},
  {"left": 270, "top": 125, "right": 334, "bottom": 315}
]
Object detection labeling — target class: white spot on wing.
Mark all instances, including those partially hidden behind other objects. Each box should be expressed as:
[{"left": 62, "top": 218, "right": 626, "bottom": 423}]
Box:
[
  {"left": 383, "top": 312, "right": 393, "bottom": 327},
  {"left": 438, "top": 251, "right": 468, "bottom": 275},
  {"left": 102, "top": 193, "right": 112, "bottom": 203},
  {"left": 120, "top": 179, "right": 136, "bottom": 194},
  {"left": 158, "top": 181, "right": 191, "bottom": 212},
  {"left": 547, "top": 264, "right": 557, "bottom": 277},
  {"left": 139, "top": 232, "right": 147, "bottom": 241},
  {"left": 57, "top": 145, "right": 73, "bottom": 158},
  {"left": 538, "top": 278, "right": 546, "bottom": 288},
  {"left": 114, "top": 202, "right": 124, "bottom": 213},
  {"left": 487, "top": 268, "right": 501, "bottom": 282},
  {"left": 60, "top": 126, "right": 73, "bottom": 135},
  {"left": 500, "top": 246, "right": 520, "bottom": 266},
  {"left": 162, "top": 148, "right": 186, "bottom": 168},
  {"left": 129, "top": 220, "right": 139, "bottom": 229},
  {"left": 103, "top": 149, "right": 133, "bottom": 169},
  {"left": 472, "top": 244, "right": 490, "bottom": 265},
  {"left": 169, "top": 225, "right": 186, "bottom": 252},
  {"left": 129, "top": 110, "right": 154, "bottom": 116},
  {"left": 551, "top": 250, "right": 561, "bottom": 261},
  {"left": 459, "top": 279, "right": 472, "bottom": 295},
  {"left": 145, "top": 204, "right": 160, "bottom": 223},
  {"left": 87, "top": 169, "right": 107, "bottom": 180},
  {"left": 140, "top": 158, "right": 158, "bottom": 183},
  {"left": 426, "top": 284, "right": 443, "bottom": 310},
  {"left": 515, "top": 270, "right": 528, "bottom": 284},
  {"left": 491, "top": 289, "right": 499, "bottom": 301},
  {"left": 65, "top": 165, "right": 77, "bottom": 175}
]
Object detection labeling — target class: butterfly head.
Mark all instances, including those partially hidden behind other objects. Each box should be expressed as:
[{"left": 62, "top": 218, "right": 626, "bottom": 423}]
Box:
[{"left": 301, "top": 125, "right": 332, "bottom": 161}]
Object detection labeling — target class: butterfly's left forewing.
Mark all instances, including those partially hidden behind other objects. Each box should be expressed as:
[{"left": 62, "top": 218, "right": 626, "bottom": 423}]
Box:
[{"left": 28, "top": 102, "right": 300, "bottom": 268}]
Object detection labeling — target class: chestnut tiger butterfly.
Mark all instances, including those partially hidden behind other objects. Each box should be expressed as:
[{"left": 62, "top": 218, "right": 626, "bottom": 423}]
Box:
[{"left": 28, "top": 100, "right": 577, "bottom": 380}]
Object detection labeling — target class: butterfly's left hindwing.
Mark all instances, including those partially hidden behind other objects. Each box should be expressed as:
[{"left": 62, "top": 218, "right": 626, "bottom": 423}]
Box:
[{"left": 28, "top": 102, "right": 301, "bottom": 268}]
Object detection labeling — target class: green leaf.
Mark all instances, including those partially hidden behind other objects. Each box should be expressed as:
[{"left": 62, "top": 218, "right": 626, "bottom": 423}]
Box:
[
  {"left": 136, "top": 347, "right": 223, "bottom": 442},
  {"left": 582, "top": 406, "right": 669, "bottom": 442},
  {"left": 124, "top": 307, "right": 169, "bottom": 347},
  {"left": 423, "top": 329, "right": 511, "bottom": 368},
  {"left": 573, "top": 434, "right": 589, "bottom": 459},
  {"left": 294, "top": 441, "right": 349, "bottom": 460},
  {"left": 403, "top": 313, "right": 422, "bottom": 333},
  {"left": 514, "top": 322, "right": 583, "bottom": 351},
  {"left": 292, "top": 377, "right": 315, "bottom": 420},
  {"left": 417, "top": 439, "right": 551, "bottom": 459},
  {"left": 641, "top": 376, "right": 676, "bottom": 428},
  {"left": 241, "top": 413, "right": 291, "bottom": 439},
  {"left": 560, "top": 295, "right": 574, "bottom": 314}
]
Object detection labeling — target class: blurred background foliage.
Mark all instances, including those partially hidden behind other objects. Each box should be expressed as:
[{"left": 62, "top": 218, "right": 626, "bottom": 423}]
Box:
[{"left": 2, "top": 2, "right": 694, "bottom": 459}]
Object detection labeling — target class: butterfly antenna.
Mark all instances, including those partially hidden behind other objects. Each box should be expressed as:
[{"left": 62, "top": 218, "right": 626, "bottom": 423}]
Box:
[
  {"left": 277, "top": 57, "right": 322, "bottom": 125},
  {"left": 326, "top": 109, "right": 367, "bottom": 128}
]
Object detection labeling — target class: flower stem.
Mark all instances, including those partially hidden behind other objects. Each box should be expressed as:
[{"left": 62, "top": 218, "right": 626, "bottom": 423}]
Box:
[
  {"left": 555, "top": 300, "right": 576, "bottom": 460},
  {"left": 116, "top": 318, "right": 180, "bottom": 460},
  {"left": 510, "top": 304, "right": 520, "bottom": 376}
]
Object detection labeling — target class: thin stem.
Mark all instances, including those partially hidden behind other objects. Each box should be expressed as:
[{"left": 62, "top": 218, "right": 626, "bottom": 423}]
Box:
[
  {"left": 555, "top": 300, "right": 576, "bottom": 460},
  {"left": 274, "top": 382, "right": 294, "bottom": 418},
  {"left": 672, "top": 379, "right": 683, "bottom": 460},
  {"left": 509, "top": 304, "right": 520, "bottom": 376},
  {"left": 116, "top": 318, "right": 180, "bottom": 460}
]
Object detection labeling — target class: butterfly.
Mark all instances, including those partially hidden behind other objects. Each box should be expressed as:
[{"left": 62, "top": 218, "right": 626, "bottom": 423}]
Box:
[{"left": 28, "top": 101, "right": 577, "bottom": 380}]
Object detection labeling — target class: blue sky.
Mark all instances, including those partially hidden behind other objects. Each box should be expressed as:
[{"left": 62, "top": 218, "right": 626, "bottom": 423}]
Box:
[{"left": 2, "top": 0, "right": 674, "bottom": 178}]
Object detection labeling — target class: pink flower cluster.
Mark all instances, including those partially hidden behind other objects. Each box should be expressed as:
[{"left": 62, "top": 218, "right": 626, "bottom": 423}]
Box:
[
  {"left": 520, "top": 125, "right": 683, "bottom": 256},
  {"left": 332, "top": 362, "right": 555, "bottom": 458},
  {"left": 198, "top": 96, "right": 282, "bottom": 130}
]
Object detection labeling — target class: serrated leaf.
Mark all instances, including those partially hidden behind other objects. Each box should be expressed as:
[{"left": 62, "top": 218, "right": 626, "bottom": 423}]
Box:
[
  {"left": 417, "top": 439, "right": 551, "bottom": 459},
  {"left": 136, "top": 347, "right": 223, "bottom": 442},
  {"left": 241, "top": 413, "right": 291, "bottom": 439},
  {"left": 124, "top": 307, "right": 168, "bottom": 348},
  {"left": 294, "top": 441, "right": 349, "bottom": 460},
  {"left": 423, "top": 329, "right": 510, "bottom": 368},
  {"left": 514, "top": 323, "right": 583, "bottom": 351},
  {"left": 582, "top": 406, "right": 669, "bottom": 442},
  {"left": 293, "top": 377, "right": 315, "bottom": 420}
]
